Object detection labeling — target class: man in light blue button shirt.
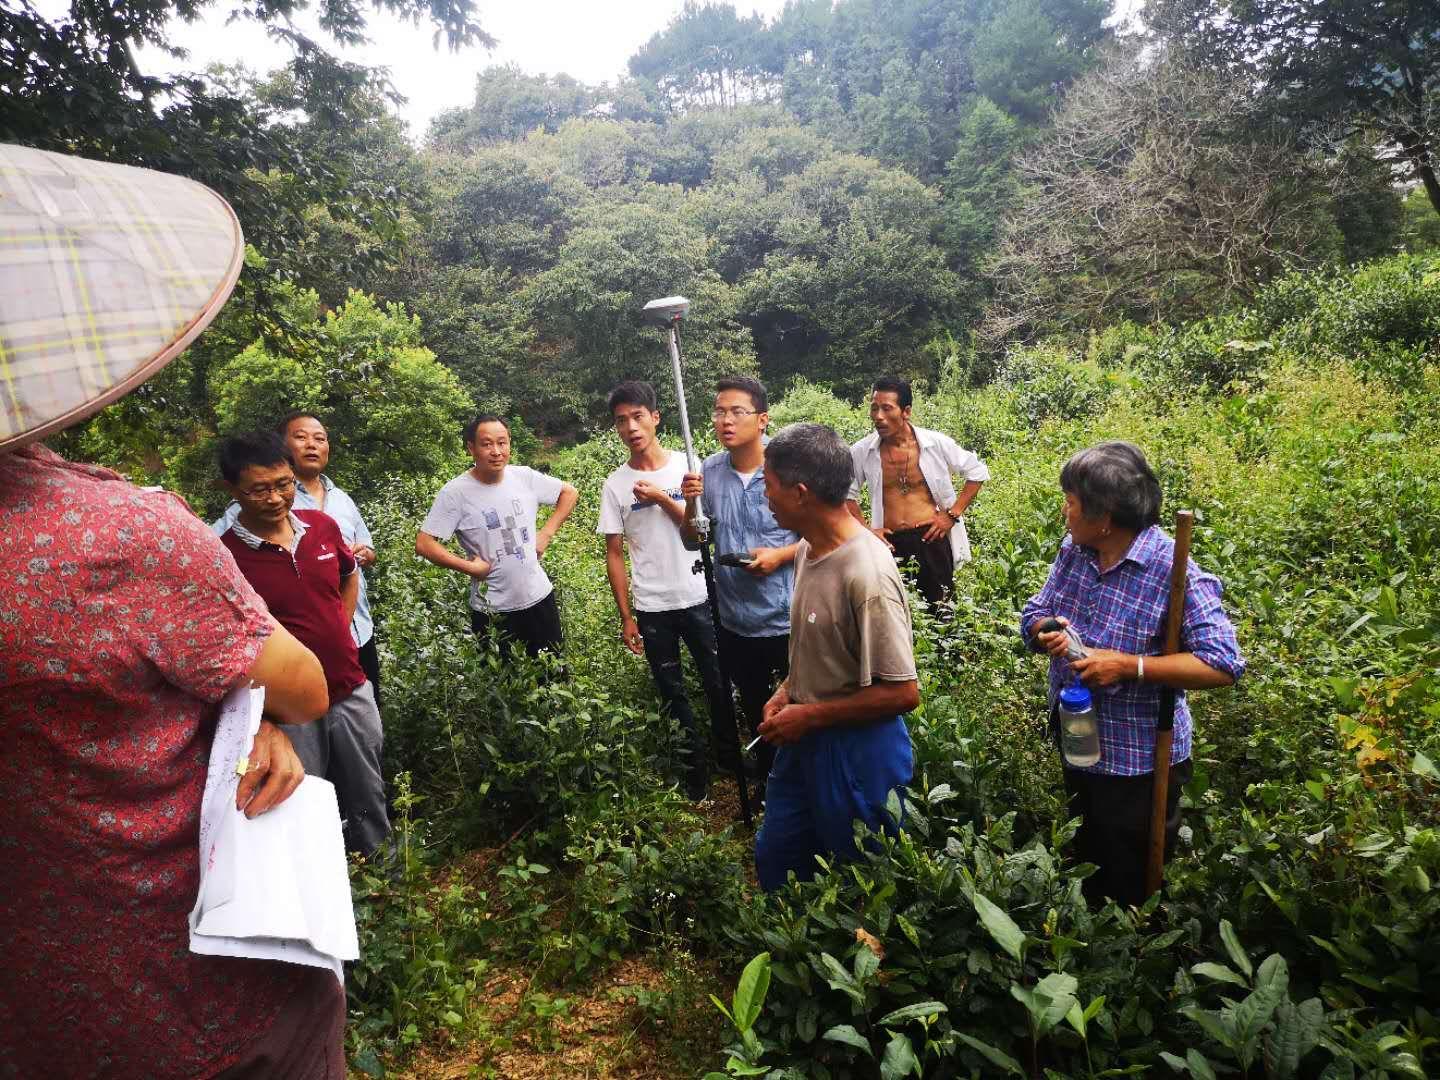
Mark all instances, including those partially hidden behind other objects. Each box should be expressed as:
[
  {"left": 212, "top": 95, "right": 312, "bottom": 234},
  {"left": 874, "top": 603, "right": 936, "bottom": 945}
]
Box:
[
  {"left": 682, "top": 376, "right": 799, "bottom": 799},
  {"left": 213, "top": 412, "right": 381, "bottom": 699}
]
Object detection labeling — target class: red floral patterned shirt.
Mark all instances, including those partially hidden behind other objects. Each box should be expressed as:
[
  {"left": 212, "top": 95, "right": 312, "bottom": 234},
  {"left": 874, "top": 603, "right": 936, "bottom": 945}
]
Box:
[{"left": 0, "top": 446, "right": 307, "bottom": 1078}]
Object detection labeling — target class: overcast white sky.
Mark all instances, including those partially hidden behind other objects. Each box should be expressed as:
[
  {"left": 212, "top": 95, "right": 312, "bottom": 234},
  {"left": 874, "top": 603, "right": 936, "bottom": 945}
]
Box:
[{"left": 35, "top": 1, "right": 794, "bottom": 141}]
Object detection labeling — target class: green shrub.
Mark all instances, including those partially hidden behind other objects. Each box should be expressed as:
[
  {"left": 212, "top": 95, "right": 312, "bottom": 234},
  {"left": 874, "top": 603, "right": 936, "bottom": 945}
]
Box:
[
  {"left": 1085, "top": 320, "right": 1153, "bottom": 368},
  {"left": 717, "top": 805, "right": 1389, "bottom": 1078},
  {"left": 1251, "top": 255, "right": 1440, "bottom": 387},
  {"left": 1128, "top": 317, "right": 1272, "bottom": 397},
  {"left": 561, "top": 788, "right": 746, "bottom": 975},
  {"left": 347, "top": 776, "right": 497, "bottom": 1071},
  {"left": 994, "top": 339, "right": 1131, "bottom": 426},
  {"left": 768, "top": 377, "right": 871, "bottom": 441},
  {"left": 333, "top": 254, "right": 1440, "bottom": 1075}
]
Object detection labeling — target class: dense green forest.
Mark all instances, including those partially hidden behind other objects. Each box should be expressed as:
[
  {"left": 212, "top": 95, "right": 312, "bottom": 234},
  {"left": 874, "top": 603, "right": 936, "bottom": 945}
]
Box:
[
  {"left": 12, "top": 0, "right": 1440, "bottom": 466},
  {"left": 8, "top": 0, "right": 1440, "bottom": 1075}
]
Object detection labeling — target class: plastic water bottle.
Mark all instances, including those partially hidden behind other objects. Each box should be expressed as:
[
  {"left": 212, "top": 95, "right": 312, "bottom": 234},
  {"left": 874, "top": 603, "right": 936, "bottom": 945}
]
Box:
[{"left": 1058, "top": 680, "right": 1101, "bottom": 768}]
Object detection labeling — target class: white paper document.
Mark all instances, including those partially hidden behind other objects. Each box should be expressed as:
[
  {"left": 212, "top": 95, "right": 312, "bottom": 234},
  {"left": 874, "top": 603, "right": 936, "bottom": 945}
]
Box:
[{"left": 189, "top": 685, "right": 359, "bottom": 983}]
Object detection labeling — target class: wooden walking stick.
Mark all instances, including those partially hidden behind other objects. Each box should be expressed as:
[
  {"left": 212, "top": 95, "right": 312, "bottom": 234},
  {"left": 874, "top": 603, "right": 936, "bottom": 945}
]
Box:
[{"left": 1144, "top": 509, "right": 1194, "bottom": 899}]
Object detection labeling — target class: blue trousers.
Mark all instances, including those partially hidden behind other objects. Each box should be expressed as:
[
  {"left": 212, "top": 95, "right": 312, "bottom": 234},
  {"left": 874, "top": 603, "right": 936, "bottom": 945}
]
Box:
[{"left": 755, "top": 716, "right": 913, "bottom": 892}]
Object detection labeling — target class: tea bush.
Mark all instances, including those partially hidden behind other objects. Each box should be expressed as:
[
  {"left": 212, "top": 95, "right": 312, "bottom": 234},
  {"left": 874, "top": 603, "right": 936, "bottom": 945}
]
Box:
[
  {"left": 331, "top": 254, "right": 1438, "bottom": 1075},
  {"left": 347, "top": 776, "right": 498, "bottom": 1072},
  {"left": 993, "top": 340, "right": 1130, "bottom": 426}
]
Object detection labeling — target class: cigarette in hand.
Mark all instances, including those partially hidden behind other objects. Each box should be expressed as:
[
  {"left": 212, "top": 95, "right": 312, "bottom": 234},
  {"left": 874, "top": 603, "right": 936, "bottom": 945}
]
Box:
[{"left": 744, "top": 734, "right": 763, "bottom": 753}]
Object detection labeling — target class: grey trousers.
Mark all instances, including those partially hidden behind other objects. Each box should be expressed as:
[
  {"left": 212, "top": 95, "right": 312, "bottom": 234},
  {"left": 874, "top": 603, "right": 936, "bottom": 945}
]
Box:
[{"left": 286, "top": 680, "right": 391, "bottom": 857}]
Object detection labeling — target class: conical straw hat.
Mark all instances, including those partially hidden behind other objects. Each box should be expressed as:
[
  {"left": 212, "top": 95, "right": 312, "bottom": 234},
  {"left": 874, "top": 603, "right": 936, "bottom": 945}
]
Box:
[{"left": 0, "top": 144, "right": 244, "bottom": 452}]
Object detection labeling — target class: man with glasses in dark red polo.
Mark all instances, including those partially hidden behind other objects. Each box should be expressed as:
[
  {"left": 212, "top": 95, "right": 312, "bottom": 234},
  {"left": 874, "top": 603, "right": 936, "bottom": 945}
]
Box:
[
  {"left": 216, "top": 431, "right": 391, "bottom": 857},
  {"left": 214, "top": 411, "right": 383, "bottom": 701}
]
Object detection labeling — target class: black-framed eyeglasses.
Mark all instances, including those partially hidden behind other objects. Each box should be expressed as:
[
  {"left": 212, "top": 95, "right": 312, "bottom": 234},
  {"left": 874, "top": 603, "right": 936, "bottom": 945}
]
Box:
[
  {"left": 241, "top": 477, "right": 297, "bottom": 499},
  {"left": 712, "top": 407, "right": 758, "bottom": 420}
]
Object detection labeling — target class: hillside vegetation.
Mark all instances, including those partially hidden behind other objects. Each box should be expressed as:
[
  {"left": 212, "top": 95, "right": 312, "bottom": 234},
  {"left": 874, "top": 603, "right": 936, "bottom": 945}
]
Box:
[
  {"left": 323, "top": 254, "right": 1439, "bottom": 1078},
  {"left": 21, "top": 0, "right": 1440, "bottom": 1074}
]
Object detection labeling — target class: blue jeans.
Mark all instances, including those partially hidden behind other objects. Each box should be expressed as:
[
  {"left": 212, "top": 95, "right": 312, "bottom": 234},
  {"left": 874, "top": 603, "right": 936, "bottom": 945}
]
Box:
[
  {"left": 636, "top": 602, "right": 730, "bottom": 797},
  {"left": 755, "top": 715, "right": 913, "bottom": 891}
]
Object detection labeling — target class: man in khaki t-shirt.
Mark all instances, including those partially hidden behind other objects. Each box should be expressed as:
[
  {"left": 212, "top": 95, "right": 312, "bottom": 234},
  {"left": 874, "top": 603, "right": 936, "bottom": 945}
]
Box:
[
  {"left": 755, "top": 423, "right": 919, "bottom": 891},
  {"left": 786, "top": 535, "right": 917, "bottom": 704}
]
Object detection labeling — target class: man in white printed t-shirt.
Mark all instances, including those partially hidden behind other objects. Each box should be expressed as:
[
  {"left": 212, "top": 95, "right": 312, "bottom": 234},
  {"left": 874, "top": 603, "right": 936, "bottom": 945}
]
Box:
[
  {"left": 417, "top": 415, "right": 579, "bottom": 658},
  {"left": 599, "top": 380, "right": 730, "bottom": 802}
]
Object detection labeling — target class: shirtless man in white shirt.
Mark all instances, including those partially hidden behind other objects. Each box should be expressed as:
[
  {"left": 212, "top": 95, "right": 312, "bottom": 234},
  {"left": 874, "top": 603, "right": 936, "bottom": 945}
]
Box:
[{"left": 845, "top": 376, "right": 989, "bottom": 605}]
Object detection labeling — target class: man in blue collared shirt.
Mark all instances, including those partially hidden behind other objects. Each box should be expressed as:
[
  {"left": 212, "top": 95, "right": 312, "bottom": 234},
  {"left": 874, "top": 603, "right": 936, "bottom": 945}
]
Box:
[
  {"left": 213, "top": 412, "right": 382, "bottom": 700},
  {"left": 682, "top": 376, "right": 799, "bottom": 798}
]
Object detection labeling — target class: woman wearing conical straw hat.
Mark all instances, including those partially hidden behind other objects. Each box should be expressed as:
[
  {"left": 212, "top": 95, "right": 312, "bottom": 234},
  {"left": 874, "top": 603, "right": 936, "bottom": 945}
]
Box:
[{"left": 0, "top": 145, "right": 345, "bottom": 1077}]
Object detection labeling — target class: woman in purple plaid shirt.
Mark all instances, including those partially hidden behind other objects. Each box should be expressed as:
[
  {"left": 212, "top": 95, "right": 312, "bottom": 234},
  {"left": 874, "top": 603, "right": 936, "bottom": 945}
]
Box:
[{"left": 1021, "top": 442, "right": 1245, "bottom": 907}]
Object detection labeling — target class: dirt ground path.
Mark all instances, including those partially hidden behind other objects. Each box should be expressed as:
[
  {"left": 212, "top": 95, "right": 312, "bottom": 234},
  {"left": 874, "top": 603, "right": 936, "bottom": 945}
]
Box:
[
  {"left": 385, "top": 956, "right": 720, "bottom": 1079},
  {"left": 377, "top": 780, "right": 756, "bottom": 1079}
]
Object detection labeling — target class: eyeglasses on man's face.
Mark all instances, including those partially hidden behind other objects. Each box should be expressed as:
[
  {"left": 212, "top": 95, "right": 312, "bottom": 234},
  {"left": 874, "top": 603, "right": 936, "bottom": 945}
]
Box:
[
  {"left": 711, "top": 406, "right": 758, "bottom": 421},
  {"left": 241, "top": 477, "right": 297, "bottom": 500}
]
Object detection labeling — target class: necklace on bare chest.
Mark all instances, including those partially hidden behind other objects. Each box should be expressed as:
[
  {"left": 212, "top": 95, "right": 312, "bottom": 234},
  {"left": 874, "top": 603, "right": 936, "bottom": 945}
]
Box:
[{"left": 886, "top": 442, "right": 914, "bottom": 495}]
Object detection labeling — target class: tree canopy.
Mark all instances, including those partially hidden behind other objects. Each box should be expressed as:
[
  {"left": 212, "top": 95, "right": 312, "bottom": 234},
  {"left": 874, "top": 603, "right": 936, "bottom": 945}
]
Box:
[
  {"left": 984, "top": 49, "right": 1355, "bottom": 338},
  {"left": 392, "top": 0, "right": 1120, "bottom": 426},
  {"left": 61, "top": 251, "right": 473, "bottom": 510},
  {"left": 1147, "top": 0, "right": 1440, "bottom": 216},
  {"left": 2, "top": 0, "right": 488, "bottom": 289},
  {"left": 18, "top": 0, "right": 1436, "bottom": 445}
]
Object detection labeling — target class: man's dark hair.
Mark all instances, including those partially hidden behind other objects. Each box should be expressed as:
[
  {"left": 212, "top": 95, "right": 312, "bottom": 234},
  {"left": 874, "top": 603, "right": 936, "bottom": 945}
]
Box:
[
  {"left": 872, "top": 376, "right": 913, "bottom": 410},
  {"left": 607, "top": 380, "right": 658, "bottom": 415},
  {"left": 765, "top": 423, "right": 853, "bottom": 506},
  {"left": 715, "top": 375, "right": 768, "bottom": 413},
  {"left": 463, "top": 414, "right": 510, "bottom": 445},
  {"left": 219, "top": 431, "right": 294, "bottom": 484},
  {"left": 1060, "top": 441, "right": 1162, "bottom": 531},
  {"left": 275, "top": 410, "right": 325, "bottom": 437}
]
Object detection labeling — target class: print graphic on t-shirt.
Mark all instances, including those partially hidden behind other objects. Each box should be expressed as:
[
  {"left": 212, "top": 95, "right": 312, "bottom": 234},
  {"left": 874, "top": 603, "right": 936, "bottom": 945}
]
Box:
[
  {"left": 510, "top": 500, "right": 526, "bottom": 560},
  {"left": 422, "top": 465, "right": 564, "bottom": 614},
  {"left": 629, "top": 487, "right": 684, "bottom": 512}
]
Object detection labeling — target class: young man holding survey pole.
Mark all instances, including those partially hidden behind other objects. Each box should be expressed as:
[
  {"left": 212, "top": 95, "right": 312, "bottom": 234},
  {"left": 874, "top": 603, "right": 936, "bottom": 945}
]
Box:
[
  {"left": 599, "top": 380, "right": 729, "bottom": 801},
  {"left": 754, "top": 423, "right": 918, "bottom": 890},
  {"left": 680, "top": 376, "right": 799, "bottom": 801}
]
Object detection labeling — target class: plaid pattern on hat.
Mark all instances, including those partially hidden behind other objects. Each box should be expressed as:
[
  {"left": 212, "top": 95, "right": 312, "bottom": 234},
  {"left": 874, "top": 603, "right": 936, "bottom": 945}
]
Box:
[{"left": 0, "top": 144, "right": 243, "bottom": 451}]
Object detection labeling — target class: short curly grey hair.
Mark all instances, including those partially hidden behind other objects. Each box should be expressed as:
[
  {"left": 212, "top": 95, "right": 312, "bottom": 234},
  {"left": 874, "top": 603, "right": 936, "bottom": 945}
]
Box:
[{"left": 1059, "top": 441, "right": 1162, "bottom": 531}]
